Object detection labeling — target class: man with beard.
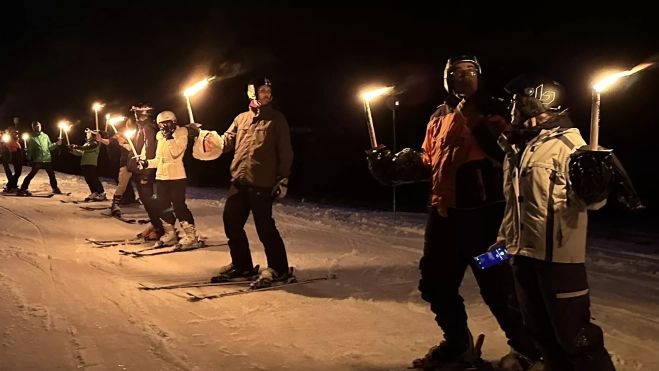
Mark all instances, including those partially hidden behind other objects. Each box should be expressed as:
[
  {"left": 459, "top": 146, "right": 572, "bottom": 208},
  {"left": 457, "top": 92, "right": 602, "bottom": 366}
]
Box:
[{"left": 366, "top": 56, "right": 542, "bottom": 370}]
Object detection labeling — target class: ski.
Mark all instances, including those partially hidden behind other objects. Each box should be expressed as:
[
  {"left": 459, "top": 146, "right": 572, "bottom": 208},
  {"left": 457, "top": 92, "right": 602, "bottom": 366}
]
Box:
[
  {"left": 99, "top": 210, "right": 149, "bottom": 224},
  {"left": 92, "top": 240, "right": 149, "bottom": 248},
  {"left": 186, "top": 274, "right": 338, "bottom": 301},
  {"left": 3, "top": 193, "right": 54, "bottom": 198},
  {"left": 127, "top": 242, "right": 227, "bottom": 258},
  {"left": 80, "top": 206, "right": 110, "bottom": 211},
  {"left": 86, "top": 237, "right": 145, "bottom": 244},
  {"left": 61, "top": 199, "right": 106, "bottom": 204},
  {"left": 138, "top": 279, "right": 255, "bottom": 291}
]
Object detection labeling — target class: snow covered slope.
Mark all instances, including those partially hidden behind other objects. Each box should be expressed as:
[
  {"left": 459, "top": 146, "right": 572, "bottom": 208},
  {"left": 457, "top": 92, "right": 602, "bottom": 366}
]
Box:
[{"left": 0, "top": 169, "right": 657, "bottom": 371}]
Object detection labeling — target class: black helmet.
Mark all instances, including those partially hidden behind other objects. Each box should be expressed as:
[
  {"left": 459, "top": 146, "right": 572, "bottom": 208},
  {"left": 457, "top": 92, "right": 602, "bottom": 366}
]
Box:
[
  {"left": 444, "top": 55, "right": 482, "bottom": 93},
  {"left": 505, "top": 75, "right": 564, "bottom": 125},
  {"left": 131, "top": 103, "right": 154, "bottom": 122},
  {"left": 247, "top": 77, "right": 272, "bottom": 101}
]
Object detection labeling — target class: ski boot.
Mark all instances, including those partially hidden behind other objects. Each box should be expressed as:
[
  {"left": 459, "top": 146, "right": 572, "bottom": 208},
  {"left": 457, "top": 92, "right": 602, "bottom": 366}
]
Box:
[
  {"left": 497, "top": 349, "right": 544, "bottom": 371},
  {"left": 411, "top": 330, "right": 491, "bottom": 370},
  {"left": 84, "top": 193, "right": 97, "bottom": 201},
  {"left": 52, "top": 187, "right": 63, "bottom": 195},
  {"left": 137, "top": 225, "right": 161, "bottom": 241},
  {"left": 250, "top": 267, "right": 296, "bottom": 289},
  {"left": 211, "top": 263, "right": 260, "bottom": 283},
  {"left": 153, "top": 222, "right": 178, "bottom": 248},
  {"left": 110, "top": 195, "right": 122, "bottom": 217},
  {"left": 93, "top": 192, "right": 108, "bottom": 201},
  {"left": 16, "top": 189, "right": 32, "bottom": 197},
  {"left": 175, "top": 221, "right": 201, "bottom": 250},
  {"left": 3, "top": 187, "right": 18, "bottom": 194}
]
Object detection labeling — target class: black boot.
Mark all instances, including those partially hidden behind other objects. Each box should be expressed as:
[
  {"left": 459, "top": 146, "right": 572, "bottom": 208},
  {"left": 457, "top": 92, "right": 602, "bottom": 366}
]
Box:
[
  {"left": 111, "top": 195, "right": 122, "bottom": 216},
  {"left": 211, "top": 264, "right": 260, "bottom": 283},
  {"left": 412, "top": 329, "right": 477, "bottom": 369}
]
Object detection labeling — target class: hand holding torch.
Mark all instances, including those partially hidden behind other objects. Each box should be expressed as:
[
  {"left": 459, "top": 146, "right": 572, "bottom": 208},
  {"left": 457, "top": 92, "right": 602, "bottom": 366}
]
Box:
[{"left": 360, "top": 86, "right": 393, "bottom": 149}]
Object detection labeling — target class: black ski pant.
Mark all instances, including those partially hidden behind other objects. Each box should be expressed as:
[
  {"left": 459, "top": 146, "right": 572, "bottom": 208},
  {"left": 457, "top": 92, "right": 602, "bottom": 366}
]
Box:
[
  {"left": 82, "top": 165, "right": 104, "bottom": 194},
  {"left": 223, "top": 183, "right": 289, "bottom": 274},
  {"left": 2, "top": 150, "right": 23, "bottom": 189},
  {"left": 132, "top": 176, "right": 163, "bottom": 234},
  {"left": 418, "top": 203, "right": 541, "bottom": 361},
  {"left": 156, "top": 179, "right": 193, "bottom": 225},
  {"left": 20, "top": 162, "right": 58, "bottom": 191},
  {"left": 511, "top": 256, "right": 616, "bottom": 371}
]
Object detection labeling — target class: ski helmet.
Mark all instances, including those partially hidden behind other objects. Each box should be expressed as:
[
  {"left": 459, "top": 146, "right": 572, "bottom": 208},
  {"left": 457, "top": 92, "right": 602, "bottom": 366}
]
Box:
[
  {"left": 444, "top": 55, "right": 482, "bottom": 94},
  {"left": 505, "top": 75, "right": 564, "bottom": 125},
  {"left": 156, "top": 111, "right": 177, "bottom": 136},
  {"left": 131, "top": 103, "right": 154, "bottom": 122},
  {"left": 247, "top": 77, "right": 272, "bottom": 101}
]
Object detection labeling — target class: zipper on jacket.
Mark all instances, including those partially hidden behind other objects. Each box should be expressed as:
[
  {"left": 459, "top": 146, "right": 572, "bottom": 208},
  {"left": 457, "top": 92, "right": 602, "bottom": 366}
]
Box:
[{"left": 545, "top": 170, "right": 557, "bottom": 261}]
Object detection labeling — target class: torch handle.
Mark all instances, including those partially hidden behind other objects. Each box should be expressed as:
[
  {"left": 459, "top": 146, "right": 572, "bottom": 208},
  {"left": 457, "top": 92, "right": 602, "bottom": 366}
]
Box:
[
  {"left": 364, "top": 100, "right": 378, "bottom": 148},
  {"left": 126, "top": 136, "right": 139, "bottom": 158},
  {"left": 589, "top": 91, "right": 600, "bottom": 151},
  {"left": 186, "top": 96, "right": 195, "bottom": 123}
]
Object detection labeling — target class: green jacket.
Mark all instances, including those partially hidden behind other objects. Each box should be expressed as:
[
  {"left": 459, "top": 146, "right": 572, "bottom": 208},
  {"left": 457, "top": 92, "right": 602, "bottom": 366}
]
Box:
[
  {"left": 71, "top": 140, "right": 100, "bottom": 166},
  {"left": 27, "top": 132, "right": 59, "bottom": 163}
]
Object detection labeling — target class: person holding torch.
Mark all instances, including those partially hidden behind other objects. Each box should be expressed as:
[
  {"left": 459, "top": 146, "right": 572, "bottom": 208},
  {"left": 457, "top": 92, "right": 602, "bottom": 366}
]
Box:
[
  {"left": 365, "top": 56, "right": 542, "bottom": 370},
  {"left": 1, "top": 125, "right": 24, "bottom": 193},
  {"left": 17, "top": 122, "right": 63, "bottom": 196},
  {"left": 193, "top": 77, "right": 294, "bottom": 289},
  {"left": 68, "top": 128, "right": 106, "bottom": 201},
  {"left": 486, "top": 74, "right": 643, "bottom": 371}
]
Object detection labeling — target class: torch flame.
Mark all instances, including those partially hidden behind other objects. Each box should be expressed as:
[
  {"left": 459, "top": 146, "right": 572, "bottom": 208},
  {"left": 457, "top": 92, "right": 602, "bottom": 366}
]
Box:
[
  {"left": 123, "top": 129, "right": 136, "bottom": 139},
  {"left": 92, "top": 102, "right": 104, "bottom": 111},
  {"left": 361, "top": 86, "right": 393, "bottom": 101},
  {"left": 2, "top": 133, "right": 9, "bottom": 143},
  {"left": 184, "top": 76, "right": 216, "bottom": 97},
  {"left": 21, "top": 133, "right": 29, "bottom": 140},
  {"left": 109, "top": 116, "right": 126, "bottom": 125},
  {"left": 105, "top": 113, "right": 110, "bottom": 120},
  {"left": 593, "top": 62, "right": 654, "bottom": 92},
  {"left": 58, "top": 121, "right": 68, "bottom": 129}
]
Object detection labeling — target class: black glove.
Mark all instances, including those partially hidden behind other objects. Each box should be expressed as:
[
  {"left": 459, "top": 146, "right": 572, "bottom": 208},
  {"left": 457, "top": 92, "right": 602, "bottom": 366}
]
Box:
[
  {"left": 186, "top": 123, "right": 201, "bottom": 140},
  {"left": 366, "top": 145, "right": 430, "bottom": 186},
  {"left": 136, "top": 159, "right": 149, "bottom": 170},
  {"left": 569, "top": 148, "right": 615, "bottom": 205},
  {"left": 366, "top": 145, "right": 396, "bottom": 186}
]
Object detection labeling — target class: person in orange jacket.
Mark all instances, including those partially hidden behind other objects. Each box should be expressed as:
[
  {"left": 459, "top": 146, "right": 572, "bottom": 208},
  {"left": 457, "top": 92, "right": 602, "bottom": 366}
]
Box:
[{"left": 367, "top": 56, "right": 542, "bottom": 370}]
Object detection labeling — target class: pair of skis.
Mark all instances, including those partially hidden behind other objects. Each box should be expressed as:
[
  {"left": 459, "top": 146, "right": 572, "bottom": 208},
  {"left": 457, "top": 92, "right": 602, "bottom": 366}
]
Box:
[
  {"left": 138, "top": 268, "right": 337, "bottom": 301},
  {"left": 3, "top": 193, "right": 54, "bottom": 198},
  {"left": 119, "top": 240, "right": 226, "bottom": 258}
]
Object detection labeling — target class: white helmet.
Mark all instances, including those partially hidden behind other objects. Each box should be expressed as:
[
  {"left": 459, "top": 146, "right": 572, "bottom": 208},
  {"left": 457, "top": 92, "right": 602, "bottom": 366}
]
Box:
[{"left": 156, "top": 111, "right": 177, "bottom": 124}]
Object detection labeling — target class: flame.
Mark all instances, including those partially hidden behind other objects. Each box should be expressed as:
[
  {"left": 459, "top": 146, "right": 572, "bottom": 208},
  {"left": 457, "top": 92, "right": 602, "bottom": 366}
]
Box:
[
  {"left": 58, "top": 121, "right": 68, "bottom": 128},
  {"left": 92, "top": 102, "right": 104, "bottom": 111},
  {"left": 105, "top": 113, "right": 111, "bottom": 120},
  {"left": 1, "top": 133, "right": 9, "bottom": 143},
  {"left": 123, "top": 129, "right": 136, "bottom": 139},
  {"left": 21, "top": 133, "right": 29, "bottom": 140},
  {"left": 361, "top": 86, "right": 393, "bottom": 101},
  {"left": 593, "top": 62, "right": 654, "bottom": 92},
  {"left": 184, "top": 76, "right": 216, "bottom": 97},
  {"left": 109, "top": 116, "right": 126, "bottom": 125},
  {"left": 63, "top": 125, "right": 70, "bottom": 132}
]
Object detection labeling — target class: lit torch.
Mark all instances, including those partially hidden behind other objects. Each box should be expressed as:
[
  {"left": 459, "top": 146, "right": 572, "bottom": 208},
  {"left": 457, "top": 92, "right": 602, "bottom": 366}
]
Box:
[
  {"left": 21, "top": 133, "right": 29, "bottom": 148},
  {"left": 108, "top": 116, "right": 126, "bottom": 134},
  {"left": 1, "top": 133, "right": 9, "bottom": 143},
  {"left": 104, "top": 113, "right": 110, "bottom": 132},
  {"left": 59, "top": 121, "right": 71, "bottom": 145},
  {"left": 360, "top": 86, "right": 393, "bottom": 149},
  {"left": 590, "top": 62, "right": 653, "bottom": 150},
  {"left": 123, "top": 129, "right": 139, "bottom": 158},
  {"left": 183, "top": 76, "right": 216, "bottom": 123},
  {"left": 92, "top": 102, "right": 104, "bottom": 131}
]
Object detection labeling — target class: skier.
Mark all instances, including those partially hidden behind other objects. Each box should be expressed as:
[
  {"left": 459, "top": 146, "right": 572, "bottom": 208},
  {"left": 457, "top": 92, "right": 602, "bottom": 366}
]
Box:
[
  {"left": 17, "top": 121, "right": 63, "bottom": 196},
  {"left": 197, "top": 77, "right": 294, "bottom": 289},
  {"left": 1, "top": 126, "right": 23, "bottom": 193},
  {"left": 490, "top": 75, "right": 643, "bottom": 371},
  {"left": 96, "top": 119, "right": 139, "bottom": 216},
  {"left": 126, "top": 104, "right": 164, "bottom": 241},
  {"left": 69, "top": 129, "right": 106, "bottom": 201},
  {"left": 366, "top": 56, "right": 543, "bottom": 370},
  {"left": 136, "top": 110, "right": 200, "bottom": 248}
]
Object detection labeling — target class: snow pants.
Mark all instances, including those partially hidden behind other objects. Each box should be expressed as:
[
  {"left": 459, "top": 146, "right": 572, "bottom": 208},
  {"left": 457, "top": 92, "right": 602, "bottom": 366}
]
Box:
[
  {"left": 20, "top": 162, "right": 58, "bottom": 191},
  {"left": 82, "top": 165, "right": 104, "bottom": 194},
  {"left": 418, "top": 203, "right": 541, "bottom": 361},
  {"left": 223, "top": 183, "right": 289, "bottom": 275},
  {"left": 132, "top": 176, "right": 163, "bottom": 234},
  {"left": 511, "top": 256, "right": 616, "bottom": 371},
  {"left": 2, "top": 149, "right": 23, "bottom": 189},
  {"left": 156, "top": 179, "right": 194, "bottom": 225}
]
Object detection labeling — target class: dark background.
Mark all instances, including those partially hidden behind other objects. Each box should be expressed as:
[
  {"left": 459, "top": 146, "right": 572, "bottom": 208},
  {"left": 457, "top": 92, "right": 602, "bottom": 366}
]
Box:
[{"left": 1, "top": 5, "right": 657, "bottom": 227}]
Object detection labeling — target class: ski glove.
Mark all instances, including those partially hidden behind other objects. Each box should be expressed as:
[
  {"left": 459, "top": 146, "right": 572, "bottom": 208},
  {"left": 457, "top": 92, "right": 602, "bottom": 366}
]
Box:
[
  {"left": 569, "top": 147, "right": 614, "bottom": 206},
  {"left": 136, "top": 159, "right": 149, "bottom": 170},
  {"left": 272, "top": 177, "right": 288, "bottom": 198}
]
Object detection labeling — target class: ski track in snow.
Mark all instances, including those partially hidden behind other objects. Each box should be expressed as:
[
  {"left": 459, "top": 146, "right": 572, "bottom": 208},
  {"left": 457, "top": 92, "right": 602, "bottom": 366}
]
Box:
[{"left": 0, "top": 168, "right": 658, "bottom": 370}]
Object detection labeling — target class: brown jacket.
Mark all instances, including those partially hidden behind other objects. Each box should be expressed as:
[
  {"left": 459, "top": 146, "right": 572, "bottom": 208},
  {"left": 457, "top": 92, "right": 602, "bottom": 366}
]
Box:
[{"left": 221, "top": 105, "right": 293, "bottom": 187}]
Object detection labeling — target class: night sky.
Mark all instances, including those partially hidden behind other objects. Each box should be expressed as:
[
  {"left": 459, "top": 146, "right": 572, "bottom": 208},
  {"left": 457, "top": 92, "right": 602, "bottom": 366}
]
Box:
[{"left": 1, "top": 6, "right": 657, "bottom": 223}]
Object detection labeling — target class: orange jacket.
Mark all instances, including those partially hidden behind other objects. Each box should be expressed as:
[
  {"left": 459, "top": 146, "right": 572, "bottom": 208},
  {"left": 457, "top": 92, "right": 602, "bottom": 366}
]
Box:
[{"left": 421, "top": 109, "right": 509, "bottom": 216}]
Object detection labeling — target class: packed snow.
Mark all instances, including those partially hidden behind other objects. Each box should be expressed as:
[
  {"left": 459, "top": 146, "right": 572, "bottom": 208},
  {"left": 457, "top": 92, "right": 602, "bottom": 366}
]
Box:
[{"left": 0, "top": 168, "right": 658, "bottom": 371}]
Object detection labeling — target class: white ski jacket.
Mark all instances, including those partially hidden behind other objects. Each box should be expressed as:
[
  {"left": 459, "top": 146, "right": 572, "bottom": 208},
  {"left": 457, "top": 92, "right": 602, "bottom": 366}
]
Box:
[
  {"left": 147, "top": 126, "right": 188, "bottom": 180},
  {"left": 496, "top": 121, "right": 605, "bottom": 264}
]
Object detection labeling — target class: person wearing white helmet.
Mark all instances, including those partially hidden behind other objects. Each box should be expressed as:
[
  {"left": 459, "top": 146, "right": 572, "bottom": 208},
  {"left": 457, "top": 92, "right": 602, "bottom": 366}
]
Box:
[{"left": 137, "top": 110, "right": 200, "bottom": 249}]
